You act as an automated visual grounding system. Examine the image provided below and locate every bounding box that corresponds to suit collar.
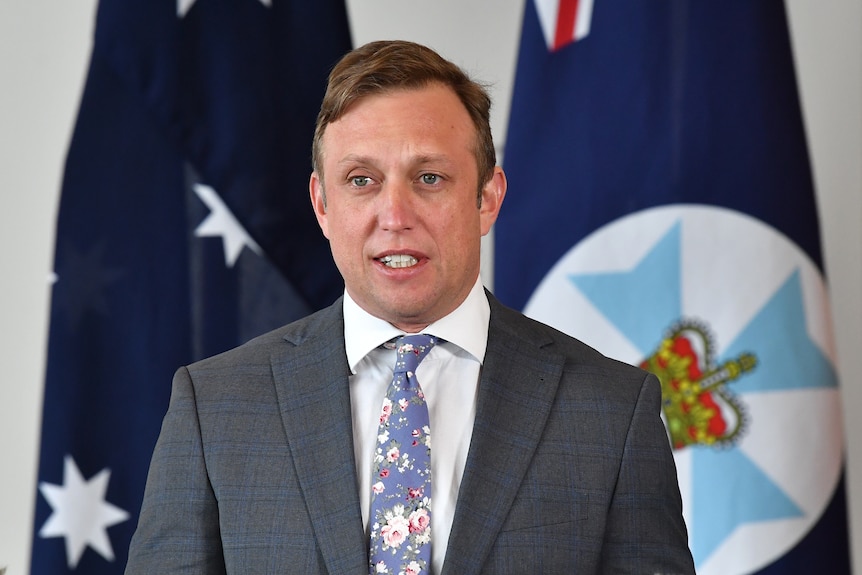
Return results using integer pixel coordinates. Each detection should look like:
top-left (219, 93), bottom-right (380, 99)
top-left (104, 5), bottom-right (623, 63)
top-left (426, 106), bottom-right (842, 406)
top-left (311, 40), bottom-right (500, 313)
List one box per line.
top-left (272, 295), bottom-right (567, 575)
top-left (272, 299), bottom-right (369, 573)
top-left (442, 294), bottom-right (565, 575)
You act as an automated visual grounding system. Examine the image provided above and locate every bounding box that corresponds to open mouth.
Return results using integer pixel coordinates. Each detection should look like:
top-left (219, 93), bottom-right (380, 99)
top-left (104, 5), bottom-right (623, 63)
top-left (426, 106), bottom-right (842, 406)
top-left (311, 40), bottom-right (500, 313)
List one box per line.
top-left (377, 254), bottom-right (419, 268)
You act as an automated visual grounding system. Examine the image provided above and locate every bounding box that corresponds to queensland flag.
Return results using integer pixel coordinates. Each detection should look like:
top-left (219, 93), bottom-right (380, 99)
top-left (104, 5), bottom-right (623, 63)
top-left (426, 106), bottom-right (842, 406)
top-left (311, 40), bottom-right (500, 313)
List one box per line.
top-left (30, 0), bottom-right (350, 572)
top-left (496, 1), bottom-right (848, 573)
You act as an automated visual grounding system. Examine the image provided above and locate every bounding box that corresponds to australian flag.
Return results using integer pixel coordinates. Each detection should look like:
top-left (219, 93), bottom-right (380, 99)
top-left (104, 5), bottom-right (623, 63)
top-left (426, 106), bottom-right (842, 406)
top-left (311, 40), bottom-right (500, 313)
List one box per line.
top-left (31, 0), bottom-right (350, 572)
top-left (496, 1), bottom-right (849, 573)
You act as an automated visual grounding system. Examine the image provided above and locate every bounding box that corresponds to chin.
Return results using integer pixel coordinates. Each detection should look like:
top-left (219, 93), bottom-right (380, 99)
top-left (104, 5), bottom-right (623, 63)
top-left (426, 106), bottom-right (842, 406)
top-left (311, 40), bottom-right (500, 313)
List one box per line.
top-left (377, 302), bottom-right (434, 328)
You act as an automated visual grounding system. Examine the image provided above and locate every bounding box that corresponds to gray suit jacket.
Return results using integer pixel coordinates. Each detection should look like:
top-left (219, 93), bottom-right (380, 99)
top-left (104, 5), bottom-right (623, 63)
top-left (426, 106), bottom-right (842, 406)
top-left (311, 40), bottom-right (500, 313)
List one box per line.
top-left (126, 293), bottom-right (695, 574)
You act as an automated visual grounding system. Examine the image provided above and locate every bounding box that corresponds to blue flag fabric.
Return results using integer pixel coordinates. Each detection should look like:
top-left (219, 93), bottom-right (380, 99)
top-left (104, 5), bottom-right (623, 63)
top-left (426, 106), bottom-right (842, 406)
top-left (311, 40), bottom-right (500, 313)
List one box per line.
top-left (31, 1), bottom-right (350, 572)
top-left (496, 1), bottom-right (849, 573)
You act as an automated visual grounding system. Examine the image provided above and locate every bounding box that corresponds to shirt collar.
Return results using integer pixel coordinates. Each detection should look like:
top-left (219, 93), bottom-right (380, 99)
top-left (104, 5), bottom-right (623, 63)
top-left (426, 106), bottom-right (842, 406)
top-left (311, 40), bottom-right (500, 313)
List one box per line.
top-left (343, 276), bottom-right (490, 374)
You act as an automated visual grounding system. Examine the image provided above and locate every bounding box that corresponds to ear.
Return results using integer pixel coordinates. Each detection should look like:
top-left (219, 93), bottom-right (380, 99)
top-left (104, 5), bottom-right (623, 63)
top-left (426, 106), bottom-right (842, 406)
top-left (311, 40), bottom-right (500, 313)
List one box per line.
top-left (309, 171), bottom-right (330, 239)
top-left (479, 166), bottom-right (507, 236)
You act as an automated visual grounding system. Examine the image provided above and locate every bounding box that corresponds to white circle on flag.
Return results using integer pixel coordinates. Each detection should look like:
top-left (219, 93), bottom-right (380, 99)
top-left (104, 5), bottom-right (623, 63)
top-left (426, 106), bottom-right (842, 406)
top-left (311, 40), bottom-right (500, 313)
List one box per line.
top-left (523, 204), bottom-right (843, 574)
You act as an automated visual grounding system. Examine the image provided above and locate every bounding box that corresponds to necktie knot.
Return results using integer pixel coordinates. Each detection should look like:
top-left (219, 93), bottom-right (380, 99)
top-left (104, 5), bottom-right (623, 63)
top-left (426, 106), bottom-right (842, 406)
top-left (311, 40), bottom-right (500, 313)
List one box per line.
top-left (393, 334), bottom-right (437, 375)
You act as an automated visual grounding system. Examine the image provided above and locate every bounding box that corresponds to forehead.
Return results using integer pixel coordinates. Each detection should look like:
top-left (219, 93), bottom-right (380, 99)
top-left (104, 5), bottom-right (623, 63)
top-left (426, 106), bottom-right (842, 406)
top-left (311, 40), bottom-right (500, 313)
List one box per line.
top-left (321, 84), bottom-right (476, 156)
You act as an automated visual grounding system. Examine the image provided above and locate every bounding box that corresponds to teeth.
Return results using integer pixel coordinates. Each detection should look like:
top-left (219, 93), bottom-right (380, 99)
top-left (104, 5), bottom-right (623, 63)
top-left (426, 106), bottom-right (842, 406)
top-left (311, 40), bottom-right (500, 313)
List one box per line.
top-left (379, 254), bottom-right (418, 268)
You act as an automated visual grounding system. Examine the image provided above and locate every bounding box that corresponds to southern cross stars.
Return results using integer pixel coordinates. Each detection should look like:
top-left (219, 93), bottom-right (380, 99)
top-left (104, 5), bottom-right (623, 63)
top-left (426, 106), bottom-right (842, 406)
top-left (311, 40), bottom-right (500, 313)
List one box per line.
top-left (193, 183), bottom-right (262, 267)
top-left (38, 455), bottom-right (129, 569)
top-left (178, 0), bottom-right (271, 18)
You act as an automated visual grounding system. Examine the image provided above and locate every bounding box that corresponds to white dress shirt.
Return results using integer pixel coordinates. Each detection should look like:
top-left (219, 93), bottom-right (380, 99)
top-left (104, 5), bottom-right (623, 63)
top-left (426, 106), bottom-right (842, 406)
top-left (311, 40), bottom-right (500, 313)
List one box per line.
top-left (343, 277), bottom-right (489, 575)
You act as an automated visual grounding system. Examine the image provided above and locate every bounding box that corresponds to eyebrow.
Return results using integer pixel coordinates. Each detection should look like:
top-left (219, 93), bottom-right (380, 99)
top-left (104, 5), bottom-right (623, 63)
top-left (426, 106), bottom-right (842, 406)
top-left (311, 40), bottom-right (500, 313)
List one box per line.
top-left (336, 153), bottom-right (457, 170)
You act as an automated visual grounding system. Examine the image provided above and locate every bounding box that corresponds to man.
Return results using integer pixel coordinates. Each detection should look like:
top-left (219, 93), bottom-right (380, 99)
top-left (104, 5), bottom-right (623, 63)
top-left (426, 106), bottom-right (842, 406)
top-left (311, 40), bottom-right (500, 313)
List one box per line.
top-left (126, 40), bottom-right (695, 574)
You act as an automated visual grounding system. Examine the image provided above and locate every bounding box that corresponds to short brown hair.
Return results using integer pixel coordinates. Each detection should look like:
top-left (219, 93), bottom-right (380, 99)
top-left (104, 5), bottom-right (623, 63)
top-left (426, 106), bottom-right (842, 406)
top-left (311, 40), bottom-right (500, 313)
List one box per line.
top-left (312, 40), bottom-right (496, 197)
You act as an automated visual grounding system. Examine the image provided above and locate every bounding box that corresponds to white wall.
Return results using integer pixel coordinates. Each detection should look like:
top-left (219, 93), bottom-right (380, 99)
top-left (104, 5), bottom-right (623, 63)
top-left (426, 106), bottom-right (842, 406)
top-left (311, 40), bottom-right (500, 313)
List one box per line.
top-left (1, 1), bottom-right (859, 573)
top-left (786, 1), bottom-right (862, 570)
top-left (0, 1), bottom-right (99, 573)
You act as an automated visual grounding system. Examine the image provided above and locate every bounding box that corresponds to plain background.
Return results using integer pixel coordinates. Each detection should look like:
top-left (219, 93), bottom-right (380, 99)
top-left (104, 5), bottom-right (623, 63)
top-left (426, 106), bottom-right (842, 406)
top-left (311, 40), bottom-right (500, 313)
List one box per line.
top-left (1, 1), bottom-right (860, 573)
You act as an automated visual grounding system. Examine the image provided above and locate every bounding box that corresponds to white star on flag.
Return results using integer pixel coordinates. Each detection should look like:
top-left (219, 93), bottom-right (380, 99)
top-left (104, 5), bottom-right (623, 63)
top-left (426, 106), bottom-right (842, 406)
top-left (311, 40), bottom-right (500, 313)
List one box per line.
top-left (178, 0), bottom-right (271, 18)
top-left (193, 183), bottom-right (263, 267)
top-left (38, 455), bottom-right (130, 569)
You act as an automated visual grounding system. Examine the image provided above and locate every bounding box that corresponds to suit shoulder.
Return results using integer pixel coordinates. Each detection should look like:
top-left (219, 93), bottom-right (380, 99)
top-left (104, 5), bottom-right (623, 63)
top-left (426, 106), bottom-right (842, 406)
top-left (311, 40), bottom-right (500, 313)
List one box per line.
top-left (187, 299), bottom-right (343, 373)
top-left (489, 293), bottom-right (650, 383)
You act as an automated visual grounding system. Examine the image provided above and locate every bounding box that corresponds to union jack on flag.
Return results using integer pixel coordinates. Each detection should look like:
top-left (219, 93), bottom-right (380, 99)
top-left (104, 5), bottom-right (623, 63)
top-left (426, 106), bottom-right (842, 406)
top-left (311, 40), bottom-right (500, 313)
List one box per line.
top-left (535, 0), bottom-right (595, 51)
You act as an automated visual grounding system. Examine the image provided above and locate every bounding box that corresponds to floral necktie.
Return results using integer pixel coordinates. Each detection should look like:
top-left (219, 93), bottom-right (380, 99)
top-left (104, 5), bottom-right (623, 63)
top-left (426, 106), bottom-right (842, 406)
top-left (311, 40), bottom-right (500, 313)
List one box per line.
top-left (368, 334), bottom-right (436, 575)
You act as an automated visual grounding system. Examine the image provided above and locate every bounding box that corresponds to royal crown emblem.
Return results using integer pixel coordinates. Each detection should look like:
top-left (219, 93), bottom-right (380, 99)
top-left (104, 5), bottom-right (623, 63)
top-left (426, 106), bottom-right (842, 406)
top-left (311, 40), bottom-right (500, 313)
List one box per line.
top-left (640, 321), bottom-right (757, 450)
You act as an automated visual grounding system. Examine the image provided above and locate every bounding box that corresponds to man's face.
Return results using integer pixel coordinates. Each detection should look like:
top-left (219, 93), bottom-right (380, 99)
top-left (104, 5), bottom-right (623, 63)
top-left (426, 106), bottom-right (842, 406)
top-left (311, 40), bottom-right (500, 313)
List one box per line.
top-left (310, 83), bottom-right (506, 332)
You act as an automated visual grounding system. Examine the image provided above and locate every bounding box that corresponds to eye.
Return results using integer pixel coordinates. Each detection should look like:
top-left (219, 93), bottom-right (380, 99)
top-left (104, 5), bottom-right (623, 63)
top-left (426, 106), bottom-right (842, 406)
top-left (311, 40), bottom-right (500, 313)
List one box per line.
top-left (420, 173), bottom-right (439, 185)
top-left (351, 176), bottom-right (371, 187)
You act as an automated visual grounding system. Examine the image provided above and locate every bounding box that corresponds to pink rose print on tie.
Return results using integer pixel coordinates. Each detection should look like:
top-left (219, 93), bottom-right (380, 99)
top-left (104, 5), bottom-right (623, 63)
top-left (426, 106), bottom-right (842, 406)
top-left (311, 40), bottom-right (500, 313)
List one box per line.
top-left (386, 446), bottom-right (400, 463)
top-left (381, 514), bottom-right (410, 549)
top-left (369, 334), bottom-right (437, 575)
top-left (409, 508), bottom-right (429, 533)
top-left (380, 398), bottom-right (392, 424)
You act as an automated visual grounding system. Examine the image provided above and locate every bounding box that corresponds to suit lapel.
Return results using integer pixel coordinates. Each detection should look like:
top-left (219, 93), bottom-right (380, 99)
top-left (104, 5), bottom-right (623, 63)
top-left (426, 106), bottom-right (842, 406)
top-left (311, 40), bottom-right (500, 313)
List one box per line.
top-left (271, 302), bottom-right (368, 574)
top-left (442, 297), bottom-right (564, 575)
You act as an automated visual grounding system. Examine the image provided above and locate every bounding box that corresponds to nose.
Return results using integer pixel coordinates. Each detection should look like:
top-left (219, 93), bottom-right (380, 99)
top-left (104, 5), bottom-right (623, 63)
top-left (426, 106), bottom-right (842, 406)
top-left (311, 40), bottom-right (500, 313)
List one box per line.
top-left (377, 181), bottom-right (415, 232)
